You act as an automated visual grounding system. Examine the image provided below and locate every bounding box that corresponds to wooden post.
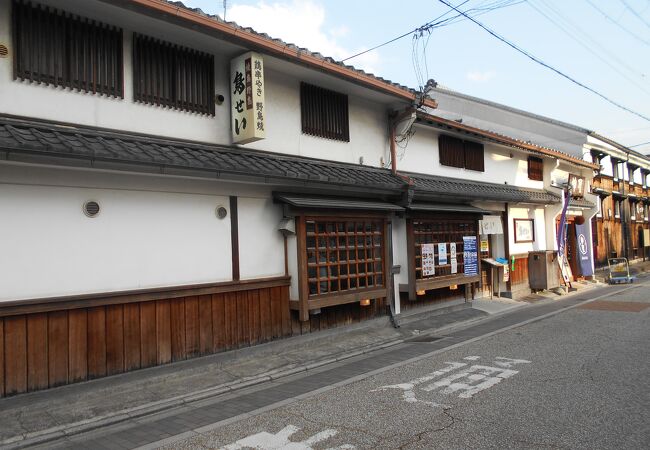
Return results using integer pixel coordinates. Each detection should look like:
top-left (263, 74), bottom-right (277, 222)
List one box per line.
top-left (295, 216), bottom-right (310, 322)
top-left (405, 218), bottom-right (416, 301)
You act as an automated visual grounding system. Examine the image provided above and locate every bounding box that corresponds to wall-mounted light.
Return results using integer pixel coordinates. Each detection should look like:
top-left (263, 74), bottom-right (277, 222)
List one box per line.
top-left (360, 299), bottom-right (371, 306)
top-left (278, 217), bottom-right (295, 236)
top-left (416, 289), bottom-right (426, 296)
top-left (449, 284), bottom-right (458, 290)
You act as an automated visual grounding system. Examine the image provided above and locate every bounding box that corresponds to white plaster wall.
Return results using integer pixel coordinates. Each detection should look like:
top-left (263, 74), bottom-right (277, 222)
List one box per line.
top-left (238, 197), bottom-right (285, 280)
top-left (0, 183), bottom-right (232, 301)
top-left (401, 126), bottom-right (544, 188)
top-left (508, 206), bottom-right (548, 255)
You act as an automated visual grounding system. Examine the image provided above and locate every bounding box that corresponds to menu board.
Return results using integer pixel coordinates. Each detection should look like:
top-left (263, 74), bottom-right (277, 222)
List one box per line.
top-left (421, 243), bottom-right (435, 276)
top-left (463, 236), bottom-right (478, 276)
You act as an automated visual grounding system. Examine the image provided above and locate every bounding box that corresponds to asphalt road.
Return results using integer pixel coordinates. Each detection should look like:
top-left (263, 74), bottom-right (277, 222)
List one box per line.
top-left (160, 279), bottom-right (650, 450)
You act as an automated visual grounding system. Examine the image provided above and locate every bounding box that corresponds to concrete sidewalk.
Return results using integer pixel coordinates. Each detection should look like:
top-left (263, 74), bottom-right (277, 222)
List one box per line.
top-left (0, 284), bottom-right (603, 449)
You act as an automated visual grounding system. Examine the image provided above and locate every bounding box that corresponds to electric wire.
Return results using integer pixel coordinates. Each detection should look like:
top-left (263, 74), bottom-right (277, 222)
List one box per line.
top-left (526, 0), bottom-right (650, 96)
top-left (436, 0), bottom-right (650, 122)
top-left (619, 0), bottom-right (650, 29)
top-left (584, 0), bottom-right (650, 47)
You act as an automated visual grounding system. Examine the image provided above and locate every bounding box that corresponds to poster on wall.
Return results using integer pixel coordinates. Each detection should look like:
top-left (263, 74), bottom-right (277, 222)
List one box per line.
top-left (574, 222), bottom-right (594, 276)
top-left (463, 236), bottom-right (478, 276)
top-left (503, 264), bottom-right (509, 282)
top-left (438, 243), bottom-right (448, 265)
top-left (230, 52), bottom-right (265, 144)
top-left (450, 258), bottom-right (458, 274)
top-left (421, 243), bottom-right (435, 276)
top-left (480, 239), bottom-right (489, 253)
top-left (479, 216), bottom-right (503, 235)
top-left (450, 242), bottom-right (457, 259)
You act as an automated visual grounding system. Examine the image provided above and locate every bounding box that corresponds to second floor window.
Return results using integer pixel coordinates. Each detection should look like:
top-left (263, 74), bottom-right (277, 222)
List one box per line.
top-left (438, 135), bottom-right (485, 172)
top-left (300, 83), bottom-right (350, 142)
top-left (528, 156), bottom-right (544, 181)
top-left (133, 34), bottom-right (215, 115)
top-left (12, 0), bottom-right (123, 97)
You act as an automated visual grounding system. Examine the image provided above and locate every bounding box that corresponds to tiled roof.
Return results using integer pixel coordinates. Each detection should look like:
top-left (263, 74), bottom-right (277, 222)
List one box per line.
top-left (0, 116), bottom-right (404, 191)
top-left (408, 173), bottom-right (561, 204)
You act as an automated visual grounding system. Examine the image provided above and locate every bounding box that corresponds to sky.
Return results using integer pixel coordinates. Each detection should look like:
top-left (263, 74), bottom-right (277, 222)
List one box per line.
top-left (183, 0), bottom-right (650, 154)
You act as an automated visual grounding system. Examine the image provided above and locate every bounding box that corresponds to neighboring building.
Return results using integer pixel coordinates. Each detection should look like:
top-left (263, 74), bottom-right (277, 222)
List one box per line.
top-left (0, 0), bottom-right (600, 397)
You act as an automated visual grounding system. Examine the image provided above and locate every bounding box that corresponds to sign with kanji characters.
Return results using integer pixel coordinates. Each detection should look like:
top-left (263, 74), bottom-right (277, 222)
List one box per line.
top-left (421, 243), bottom-right (435, 277)
top-left (230, 52), bottom-right (265, 144)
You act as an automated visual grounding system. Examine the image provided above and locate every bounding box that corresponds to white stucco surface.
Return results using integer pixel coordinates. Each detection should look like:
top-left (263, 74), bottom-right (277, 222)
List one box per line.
top-left (508, 206), bottom-right (548, 255)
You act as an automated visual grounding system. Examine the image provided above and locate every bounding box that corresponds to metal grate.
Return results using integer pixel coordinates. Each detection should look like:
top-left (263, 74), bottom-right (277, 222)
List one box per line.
top-left (132, 33), bottom-right (215, 116)
top-left (12, 0), bottom-right (123, 97)
top-left (0, 44), bottom-right (8, 58)
top-left (83, 200), bottom-right (100, 217)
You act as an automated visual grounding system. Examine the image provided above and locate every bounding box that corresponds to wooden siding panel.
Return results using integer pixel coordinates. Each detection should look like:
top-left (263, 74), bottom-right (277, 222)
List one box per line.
top-left (211, 293), bottom-right (225, 352)
top-left (237, 291), bottom-right (249, 346)
top-left (87, 307), bottom-right (107, 379)
top-left (4, 316), bottom-right (27, 395)
top-left (156, 300), bottom-right (172, 365)
top-left (27, 314), bottom-right (48, 392)
top-left (0, 320), bottom-right (3, 397)
top-left (48, 311), bottom-right (68, 387)
top-left (123, 303), bottom-right (141, 371)
top-left (170, 298), bottom-right (186, 361)
top-left (140, 302), bottom-right (157, 368)
top-left (248, 290), bottom-right (260, 344)
top-left (184, 296), bottom-right (199, 358)
top-left (198, 295), bottom-right (213, 355)
top-left (259, 288), bottom-right (272, 342)
top-left (105, 305), bottom-right (124, 375)
top-left (68, 309), bottom-right (88, 383)
top-left (270, 286), bottom-right (282, 339)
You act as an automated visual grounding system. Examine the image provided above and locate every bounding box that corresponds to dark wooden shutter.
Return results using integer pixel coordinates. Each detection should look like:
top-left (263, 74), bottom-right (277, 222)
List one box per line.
top-left (12, 0), bottom-right (123, 98)
top-left (132, 34), bottom-right (214, 116)
top-left (463, 140), bottom-right (484, 172)
top-left (438, 135), bottom-right (465, 168)
top-left (527, 156), bottom-right (544, 181)
top-left (300, 83), bottom-right (349, 142)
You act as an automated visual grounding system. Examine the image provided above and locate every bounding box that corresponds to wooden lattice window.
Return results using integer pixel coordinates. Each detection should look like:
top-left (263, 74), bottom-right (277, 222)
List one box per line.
top-left (438, 135), bottom-right (484, 172)
top-left (133, 33), bottom-right (215, 115)
top-left (305, 218), bottom-right (384, 296)
top-left (413, 218), bottom-right (476, 279)
top-left (528, 156), bottom-right (544, 181)
top-left (12, 0), bottom-right (123, 97)
top-left (300, 83), bottom-right (350, 142)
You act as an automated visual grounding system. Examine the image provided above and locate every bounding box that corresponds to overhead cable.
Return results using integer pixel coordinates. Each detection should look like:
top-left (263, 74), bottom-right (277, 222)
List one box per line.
top-left (436, 0), bottom-right (650, 123)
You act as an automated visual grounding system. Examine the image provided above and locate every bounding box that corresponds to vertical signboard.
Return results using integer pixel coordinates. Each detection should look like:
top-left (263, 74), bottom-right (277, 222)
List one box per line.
top-left (450, 242), bottom-right (457, 274)
top-left (231, 52), bottom-right (265, 144)
top-left (438, 243), bottom-right (448, 265)
top-left (463, 236), bottom-right (478, 276)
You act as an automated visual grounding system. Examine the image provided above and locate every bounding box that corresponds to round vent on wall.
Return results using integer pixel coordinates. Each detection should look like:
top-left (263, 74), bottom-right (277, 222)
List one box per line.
top-left (215, 206), bottom-right (228, 219)
top-left (0, 44), bottom-right (8, 58)
top-left (83, 201), bottom-right (100, 218)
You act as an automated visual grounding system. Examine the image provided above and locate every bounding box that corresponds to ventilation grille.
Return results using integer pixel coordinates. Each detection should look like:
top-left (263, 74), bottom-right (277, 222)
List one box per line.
top-left (83, 201), bottom-right (100, 217)
top-left (0, 44), bottom-right (8, 58)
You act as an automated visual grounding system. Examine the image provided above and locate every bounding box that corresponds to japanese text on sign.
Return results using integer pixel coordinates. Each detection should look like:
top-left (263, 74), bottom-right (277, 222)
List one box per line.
top-left (463, 236), bottom-right (478, 276)
top-left (231, 52), bottom-right (265, 144)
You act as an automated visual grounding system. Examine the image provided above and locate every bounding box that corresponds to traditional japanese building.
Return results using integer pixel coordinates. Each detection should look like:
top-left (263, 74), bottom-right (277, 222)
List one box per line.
top-left (0, 0), bottom-right (605, 397)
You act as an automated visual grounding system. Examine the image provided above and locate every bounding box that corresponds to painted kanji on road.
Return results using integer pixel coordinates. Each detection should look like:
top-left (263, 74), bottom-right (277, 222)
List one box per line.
top-left (220, 424), bottom-right (354, 449)
top-left (372, 356), bottom-right (531, 408)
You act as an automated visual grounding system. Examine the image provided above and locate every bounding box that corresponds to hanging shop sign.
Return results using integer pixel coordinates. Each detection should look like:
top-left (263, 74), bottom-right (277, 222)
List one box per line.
top-left (438, 243), bottom-right (448, 265)
top-left (231, 52), bottom-right (265, 144)
top-left (575, 222), bottom-right (594, 276)
top-left (463, 236), bottom-right (478, 276)
top-left (422, 243), bottom-right (435, 276)
top-left (568, 174), bottom-right (586, 198)
top-left (479, 216), bottom-right (503, 235)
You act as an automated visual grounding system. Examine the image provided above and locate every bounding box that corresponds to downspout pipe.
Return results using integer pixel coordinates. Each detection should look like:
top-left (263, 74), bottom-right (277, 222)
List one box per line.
top-left (389, 108), bottom-right (417, 175)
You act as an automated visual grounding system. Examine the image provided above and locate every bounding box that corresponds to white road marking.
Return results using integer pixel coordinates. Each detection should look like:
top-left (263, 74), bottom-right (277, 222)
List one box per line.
top-left (219, 424), bottom-right (354, 450)
top-left (372, 356), bottom-right (531, 406)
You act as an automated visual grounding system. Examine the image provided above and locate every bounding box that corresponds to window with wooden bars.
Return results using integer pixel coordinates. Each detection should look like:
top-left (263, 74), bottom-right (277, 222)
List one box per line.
top-left (412, 218), bottom-right (477, 279)
top-left (438, 135), bottom-right (484, 172)
top-left (12, 0), bottom-right (123, 97)
top-left (132, 33), bottom-right (215, 115)
top-left (528, 156), bottom-right (544, 181)
top-left (300, 83), bottom-right (350, 142)
top-left (304, 218), bottom-right (384, 296)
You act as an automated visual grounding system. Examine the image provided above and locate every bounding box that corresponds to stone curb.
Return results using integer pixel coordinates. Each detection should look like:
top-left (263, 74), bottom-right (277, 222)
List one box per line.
top-left (0, 280), bottom-right (614, 449)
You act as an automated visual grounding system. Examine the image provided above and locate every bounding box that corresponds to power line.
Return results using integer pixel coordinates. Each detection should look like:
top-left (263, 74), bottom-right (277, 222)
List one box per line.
top-left (630, 140), bottom-right (650, 148)
top-left (585, 0), bottom-right (650, 47)
top-left (619, 0), bottom-right (650, 29)
top-left (436, 0), bottom-right (650, 123)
